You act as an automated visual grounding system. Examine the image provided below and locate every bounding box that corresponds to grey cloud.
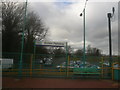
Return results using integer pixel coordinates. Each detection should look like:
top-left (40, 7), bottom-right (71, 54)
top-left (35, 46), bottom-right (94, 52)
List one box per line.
top-left (30, 2), bottom-right (118, 55)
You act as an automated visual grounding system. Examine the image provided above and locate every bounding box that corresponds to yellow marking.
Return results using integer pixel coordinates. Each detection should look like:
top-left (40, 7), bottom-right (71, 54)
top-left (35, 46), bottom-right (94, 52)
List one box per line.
top-left (113, 68), bottom-right (120, 69)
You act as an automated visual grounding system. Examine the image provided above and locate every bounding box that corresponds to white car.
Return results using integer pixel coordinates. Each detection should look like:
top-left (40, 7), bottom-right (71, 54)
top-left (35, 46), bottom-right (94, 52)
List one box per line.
top-left (0, 58), bottom-right (13, 69)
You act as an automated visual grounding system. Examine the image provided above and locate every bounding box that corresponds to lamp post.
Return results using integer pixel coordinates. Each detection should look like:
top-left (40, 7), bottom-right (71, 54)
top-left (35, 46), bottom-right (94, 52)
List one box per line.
top-left (80, 0), bottom-right (88, 67)
top-left (107, 7), bottom-right (115, 68)
top-left (19, 0), bottom-right (27, 77)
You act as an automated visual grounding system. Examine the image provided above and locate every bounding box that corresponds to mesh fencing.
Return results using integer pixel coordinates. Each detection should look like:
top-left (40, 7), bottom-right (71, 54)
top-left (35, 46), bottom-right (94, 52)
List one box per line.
top-left (1, 52), bottom-right (119, 79)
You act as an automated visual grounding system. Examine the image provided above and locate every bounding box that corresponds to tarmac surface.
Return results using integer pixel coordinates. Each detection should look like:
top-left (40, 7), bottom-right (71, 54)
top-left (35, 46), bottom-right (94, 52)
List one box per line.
top-left (2, 77), bottom-right (120, 88)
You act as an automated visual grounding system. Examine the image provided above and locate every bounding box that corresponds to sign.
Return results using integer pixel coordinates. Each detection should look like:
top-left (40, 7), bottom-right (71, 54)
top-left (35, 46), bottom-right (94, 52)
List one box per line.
top-left (36, 41), bottom-right (66, 47)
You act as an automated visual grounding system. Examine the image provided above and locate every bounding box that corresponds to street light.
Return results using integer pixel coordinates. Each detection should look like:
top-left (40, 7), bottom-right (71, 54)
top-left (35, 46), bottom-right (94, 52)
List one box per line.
top-left (19, 0), bottom-right (28, 77)
top-left (80, 0), bottom-right (88, 67)
top-left (107, 7), bottom-right (115, 67)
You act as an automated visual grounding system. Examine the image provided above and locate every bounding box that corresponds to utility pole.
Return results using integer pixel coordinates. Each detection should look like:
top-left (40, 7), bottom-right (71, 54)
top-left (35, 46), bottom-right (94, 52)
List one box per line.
top-left (107, 7), bottom-right (115, 68)
top-left (19, 0), bottom-right (27, 77)
top-left (80, 0), bottom-right (88, 67)
top-left (83, 8), bottom-right (86, 66)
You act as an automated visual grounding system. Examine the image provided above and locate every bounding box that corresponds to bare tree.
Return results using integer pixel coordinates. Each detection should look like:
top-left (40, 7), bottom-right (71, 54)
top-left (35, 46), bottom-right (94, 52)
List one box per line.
top-left (2, 2), bottom-right (24, 52)
top-left (74, 49), bottom-right (83, 57)
top-left (25, 12), bottom-right (48, 41)
top-left (86, 45), bottom-right (101, 56)
top-left (2, 2), bottom-right (48, 53)
top-left (2, 2), bottom-right (48, 64)
top-left (24, 11), bottom-right (48, 53)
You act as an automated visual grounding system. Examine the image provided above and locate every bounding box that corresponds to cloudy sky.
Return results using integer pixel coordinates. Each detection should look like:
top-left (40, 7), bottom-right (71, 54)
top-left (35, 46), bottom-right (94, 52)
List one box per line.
top-left (16, 0), bottom-right (119, 55)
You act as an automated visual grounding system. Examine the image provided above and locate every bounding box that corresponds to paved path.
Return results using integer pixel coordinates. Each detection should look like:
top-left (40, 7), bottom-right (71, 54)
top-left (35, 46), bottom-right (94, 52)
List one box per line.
top-left (2, 77), bottom-right (120, 88)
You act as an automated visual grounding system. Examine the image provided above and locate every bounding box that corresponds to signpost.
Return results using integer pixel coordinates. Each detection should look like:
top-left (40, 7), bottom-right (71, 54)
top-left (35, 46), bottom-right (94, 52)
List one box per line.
top-left (34, 40), bottom-right (68, 77)
top-left (35, 41), bottom-right (66, 47)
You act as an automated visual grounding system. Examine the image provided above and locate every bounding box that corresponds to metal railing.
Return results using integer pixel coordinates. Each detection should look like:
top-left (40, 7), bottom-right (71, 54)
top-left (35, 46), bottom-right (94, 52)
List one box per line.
top-left (1, 52), bottom-right (119, 79)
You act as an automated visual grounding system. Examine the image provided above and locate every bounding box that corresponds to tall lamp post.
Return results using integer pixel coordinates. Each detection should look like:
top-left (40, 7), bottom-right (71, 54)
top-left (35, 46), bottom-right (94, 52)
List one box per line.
top-left (107, 7), bottom-right (115, 68)
top-left (80, 0), bottom-right (88, 66)
top-left (19, 0), bottom-right (28, 77)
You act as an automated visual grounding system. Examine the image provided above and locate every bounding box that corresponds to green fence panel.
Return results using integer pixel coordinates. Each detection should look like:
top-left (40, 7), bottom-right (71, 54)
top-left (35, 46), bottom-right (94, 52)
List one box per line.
top-left (73, 68), bottom-right (100, 74)
top-left (114, 69), bottom-right (120, 80)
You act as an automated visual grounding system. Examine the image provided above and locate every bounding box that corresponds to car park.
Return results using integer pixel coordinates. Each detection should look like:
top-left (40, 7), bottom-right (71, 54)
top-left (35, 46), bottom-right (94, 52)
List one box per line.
top-left (43, 57), bottom-right (53, 66)
top-left (56, 60), bottom-right (100, 70)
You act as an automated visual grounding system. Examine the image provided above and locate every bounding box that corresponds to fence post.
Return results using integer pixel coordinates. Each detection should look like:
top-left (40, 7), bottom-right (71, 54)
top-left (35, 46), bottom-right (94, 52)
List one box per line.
top-left (101, 57), bottom-right (104, 79)
top-left (112, 63), bottom-right (114, 80)
top-left (65, 42), bottom-right (68, 78)
top-left (67, 55), bottom-right (70, 77)
top-left (30, 54), bottom-right (33, 77)
top-left (33, 40), bottom-right (36, 76)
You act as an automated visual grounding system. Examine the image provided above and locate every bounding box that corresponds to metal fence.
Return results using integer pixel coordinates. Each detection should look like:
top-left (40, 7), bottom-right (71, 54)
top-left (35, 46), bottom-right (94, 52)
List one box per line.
top-left (1, 52), bottom-right (119, 79)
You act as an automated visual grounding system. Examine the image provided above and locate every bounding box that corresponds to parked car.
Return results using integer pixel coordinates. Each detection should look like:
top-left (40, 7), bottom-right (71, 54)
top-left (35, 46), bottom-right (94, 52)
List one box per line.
top-left (103, 62), bottom-right (109, 66)
top-left (0, 58), bottom-right (13, 69)
top-left (90, 65), bottom-right (100, 69)
top-left (44, 57), bottom-right (53, 66)
top-left (56, 60), bottom-right (82, 69)
top-left (114, 64), bottom-right (120, 68)
top-left (56, 60), bottom-right (100, 69)
top-left (45, 59), bottom-right (53, 66)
